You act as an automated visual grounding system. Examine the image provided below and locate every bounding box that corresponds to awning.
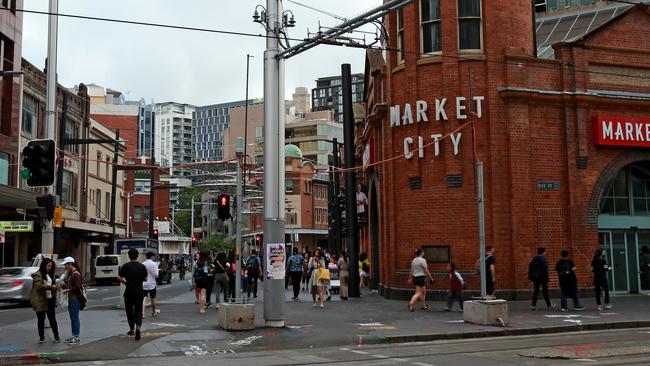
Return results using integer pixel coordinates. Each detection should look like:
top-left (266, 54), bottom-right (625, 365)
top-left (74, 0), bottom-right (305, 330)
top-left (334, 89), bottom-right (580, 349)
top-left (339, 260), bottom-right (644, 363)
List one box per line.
top-left (0, 185), bottom-right (40, 209)
top-left (242, 228), bottom-right (328, 238)
top-left (64, 219), bottom-right (126, 236)
top-left (158, 237), bottom-right (191, 255)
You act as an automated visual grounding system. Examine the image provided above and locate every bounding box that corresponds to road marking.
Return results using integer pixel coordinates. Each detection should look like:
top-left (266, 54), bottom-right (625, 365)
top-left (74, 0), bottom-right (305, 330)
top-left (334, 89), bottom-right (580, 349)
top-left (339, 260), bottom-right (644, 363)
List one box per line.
top-left (413, 362), bottom-right (435, 366)
top-left (350, 350), bottom-right (369, 355)
top-left (574, 359), bottom-right (597, 362)
top-left (372, 354), bottom-right (389, 359)
top-left (339, 347), bottom-right (351, 351)
top-left (101, 296), bottom-right (121, 300)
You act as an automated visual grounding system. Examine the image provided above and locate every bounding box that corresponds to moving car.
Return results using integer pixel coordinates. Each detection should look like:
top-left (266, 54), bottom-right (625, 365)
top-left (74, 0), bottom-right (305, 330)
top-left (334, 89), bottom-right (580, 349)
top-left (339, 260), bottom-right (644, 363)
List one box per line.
top-left (156, 261), bottom-right (172, 285)
top-left (94, 255), bottom-right (122, 285)
top-left (0, 267), bottom-right (38, 304)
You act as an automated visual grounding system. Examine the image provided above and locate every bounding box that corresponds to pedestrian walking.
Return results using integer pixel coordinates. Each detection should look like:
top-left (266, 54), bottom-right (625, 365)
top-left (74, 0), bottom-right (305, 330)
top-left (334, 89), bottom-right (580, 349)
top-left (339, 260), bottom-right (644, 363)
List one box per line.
top-left (193, 250), bottom-right (212, 314)
top-left (204, 254), bottom-right (216, 308)
top-left (213, 252), bottom-right (229, 309)
top-left (359, 252), bottom-right (370, 289)
top-left (640, 246), bottom-right (650, 294)
top-left (142, 252), bottom-right (160, 318)
top-left (529, 247), bottom-right (554, 310)
top-left (31, 258), bottom-right (61, 344)
top-left (178, 258), bottom-right (186, 281)
top-left (555, 250), bottom-right (585, 312)
top-left (301, 252), bottom-right (310, 292)
top-left (324, 260), bottom-right (336, 301)
top-left (61, 257), bottom-right (85, 344)
top-left (407, 248), bottom-right (434, 312)
top-left (117, 249), bottom-right (148, 341)
top-left (192, 253), bottom-right (200, 304)
top-left (309, 248), bottom-right (327, 308)
top-left (245, 249), bottom-right (261, 299)
top-left (485, 246), bottom-right (496, 299)
top-left (227, 249), bottom-right (236, 301)
top-left (591, 248), bottom-right (612, 311)
top-left (445, 262), bottom-right (464, 312)
top-left (337, 250), bottom-right (350, 300)
top-left (287, 247), bottom-right (304, 300)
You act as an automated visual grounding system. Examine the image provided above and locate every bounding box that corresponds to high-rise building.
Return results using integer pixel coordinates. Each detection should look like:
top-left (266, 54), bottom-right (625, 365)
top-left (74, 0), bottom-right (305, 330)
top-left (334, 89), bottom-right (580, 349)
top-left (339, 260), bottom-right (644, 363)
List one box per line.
top-left (311, 74), bottom-right (364, 123)
top-left (155, 102), bottom-right (195, 175)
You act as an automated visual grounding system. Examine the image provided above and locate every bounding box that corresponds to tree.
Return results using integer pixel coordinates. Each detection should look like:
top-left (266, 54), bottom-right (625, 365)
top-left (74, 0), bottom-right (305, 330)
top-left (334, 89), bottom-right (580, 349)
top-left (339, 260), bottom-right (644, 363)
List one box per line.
top-left (202, 234), bottom-right (232, 253)
top-left (175, 187), bottom-right (206, 236)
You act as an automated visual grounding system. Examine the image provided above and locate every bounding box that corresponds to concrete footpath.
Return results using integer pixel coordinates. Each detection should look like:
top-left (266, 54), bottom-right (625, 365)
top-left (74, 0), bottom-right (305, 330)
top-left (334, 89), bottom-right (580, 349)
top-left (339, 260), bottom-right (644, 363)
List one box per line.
top-left (1, 284), bottom-right (649, 365)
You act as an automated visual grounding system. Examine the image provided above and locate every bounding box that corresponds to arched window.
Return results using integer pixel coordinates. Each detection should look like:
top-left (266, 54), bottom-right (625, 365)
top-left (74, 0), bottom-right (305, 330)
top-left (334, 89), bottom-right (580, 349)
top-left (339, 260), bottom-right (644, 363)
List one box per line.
top-left (600, 163), bottom-right (650, 216)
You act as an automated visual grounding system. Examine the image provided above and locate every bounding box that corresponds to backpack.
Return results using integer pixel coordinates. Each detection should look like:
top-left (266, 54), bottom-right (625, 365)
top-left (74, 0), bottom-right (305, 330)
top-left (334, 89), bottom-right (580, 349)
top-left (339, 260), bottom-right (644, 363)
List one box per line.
top-left (557, 260), bottom-right (573, 281)
top-left (528, 259), bottom-right (542, 282)
top-left (246, 256), bottom-right (260, 272)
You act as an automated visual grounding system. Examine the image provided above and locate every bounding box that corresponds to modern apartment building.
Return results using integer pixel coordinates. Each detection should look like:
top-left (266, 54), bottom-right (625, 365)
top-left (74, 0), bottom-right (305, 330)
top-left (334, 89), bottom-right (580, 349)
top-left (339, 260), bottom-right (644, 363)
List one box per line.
top-left (311, 74), bottom-right (364, 123)
top-left (285, 110), bottom-right (344, 169)
top-left (155, 102), bottom-right (195, 175)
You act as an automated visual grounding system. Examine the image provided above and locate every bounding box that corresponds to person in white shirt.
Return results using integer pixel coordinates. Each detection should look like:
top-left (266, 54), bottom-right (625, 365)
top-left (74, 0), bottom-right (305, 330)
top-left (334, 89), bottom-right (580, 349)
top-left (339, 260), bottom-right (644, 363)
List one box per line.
top-left (142, 252), bottom-right (160, 317)
top-left (356, 184), bottom-right (368, 215)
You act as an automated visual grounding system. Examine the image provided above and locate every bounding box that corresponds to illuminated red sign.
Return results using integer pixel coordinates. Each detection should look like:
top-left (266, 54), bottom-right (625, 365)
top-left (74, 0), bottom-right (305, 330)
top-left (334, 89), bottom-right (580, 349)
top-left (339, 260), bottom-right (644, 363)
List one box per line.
top-left (593, 116), bottom-right (650, 148)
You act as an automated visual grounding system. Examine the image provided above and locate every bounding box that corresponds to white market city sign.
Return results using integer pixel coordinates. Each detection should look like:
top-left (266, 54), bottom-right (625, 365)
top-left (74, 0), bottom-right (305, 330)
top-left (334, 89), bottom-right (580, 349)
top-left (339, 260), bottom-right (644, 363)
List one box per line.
top-left (390, 96), bottom-right (485, 160)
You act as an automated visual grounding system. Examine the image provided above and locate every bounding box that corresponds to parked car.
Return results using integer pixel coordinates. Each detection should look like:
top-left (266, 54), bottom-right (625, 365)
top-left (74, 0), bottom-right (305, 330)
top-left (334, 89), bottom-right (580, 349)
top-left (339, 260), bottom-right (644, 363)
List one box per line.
top-left (156, 262), bottom-right (172, 285)
top-left (0, 267), bottom-right (38, 304)
top-left (94, 255), bottom-right (122, 285)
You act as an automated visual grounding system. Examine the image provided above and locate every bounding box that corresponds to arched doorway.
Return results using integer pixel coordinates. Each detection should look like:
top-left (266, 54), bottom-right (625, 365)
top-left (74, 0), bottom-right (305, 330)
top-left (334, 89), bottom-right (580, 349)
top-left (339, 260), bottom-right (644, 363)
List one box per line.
top-left (598, 161), bottom-right (650, 294)
top-left (370, 181), bottom-right (380, 290)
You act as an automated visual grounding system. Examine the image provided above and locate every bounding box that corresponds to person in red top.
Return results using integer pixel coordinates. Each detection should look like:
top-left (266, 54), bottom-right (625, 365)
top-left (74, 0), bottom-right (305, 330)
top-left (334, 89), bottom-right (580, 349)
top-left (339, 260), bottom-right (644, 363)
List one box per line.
top-left (445, 262), bottom-right (464, 312)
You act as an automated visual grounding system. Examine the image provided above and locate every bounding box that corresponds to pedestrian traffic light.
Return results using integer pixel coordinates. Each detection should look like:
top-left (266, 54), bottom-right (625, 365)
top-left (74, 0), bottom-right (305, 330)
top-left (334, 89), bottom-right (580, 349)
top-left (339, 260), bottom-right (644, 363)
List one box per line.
top-left (192, 236), bottom-right (198, 244)
top-left (255, 235), bottom-right (261, 247)
top-left (217, 194), bottom-right (231, 220)
top-left (36, 194), bottom-right (55, 220)
top-left (152, 228), bottom-right (159, 239)
top-left (22, 139), bottom-right (56, 187)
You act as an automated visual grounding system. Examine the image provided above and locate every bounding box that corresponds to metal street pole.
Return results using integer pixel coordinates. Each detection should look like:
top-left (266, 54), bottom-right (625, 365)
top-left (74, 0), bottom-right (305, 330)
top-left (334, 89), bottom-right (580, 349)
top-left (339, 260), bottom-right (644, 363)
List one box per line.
top-left (477, 161), bottom-right (487, 299)
top-left (243, 54), bottom-right (253, 197)
top-left (262, 0), bottom-right (286, 327)
top-left (342, 64), bottom-right (360, 297)
top-left (126, 193), bottom-right (131, 239)
top-left (42, 0), bottom-right (59, 254)
top-left (191, 198), bottom-right (195, 239)
top-left (235, 154), bottom-right (243, 300)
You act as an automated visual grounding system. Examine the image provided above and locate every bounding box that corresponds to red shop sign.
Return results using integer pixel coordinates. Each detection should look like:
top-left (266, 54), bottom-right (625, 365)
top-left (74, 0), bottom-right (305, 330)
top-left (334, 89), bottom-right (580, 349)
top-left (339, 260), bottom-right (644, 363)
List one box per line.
top-left (593, 116), bottom-right (650, 148)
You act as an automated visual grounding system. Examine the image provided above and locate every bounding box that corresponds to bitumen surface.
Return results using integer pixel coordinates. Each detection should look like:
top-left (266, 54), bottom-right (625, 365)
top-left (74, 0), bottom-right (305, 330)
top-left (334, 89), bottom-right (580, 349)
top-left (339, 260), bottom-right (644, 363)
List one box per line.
top-left (1, 280), bottom-right (650, 365)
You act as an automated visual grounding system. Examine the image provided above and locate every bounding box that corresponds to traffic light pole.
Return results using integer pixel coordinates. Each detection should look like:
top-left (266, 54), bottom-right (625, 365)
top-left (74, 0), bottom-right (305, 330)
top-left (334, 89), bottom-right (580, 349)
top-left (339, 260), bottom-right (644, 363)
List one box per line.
top-left (53, 93), bottom-right (67, 252)
top-left (235, 155), bottom-right (243, 300)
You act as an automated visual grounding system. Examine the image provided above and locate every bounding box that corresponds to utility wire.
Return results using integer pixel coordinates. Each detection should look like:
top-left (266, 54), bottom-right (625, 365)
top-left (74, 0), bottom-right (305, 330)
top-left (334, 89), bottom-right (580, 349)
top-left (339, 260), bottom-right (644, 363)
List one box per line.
top-left (285, 0), bottom-right (348, 21)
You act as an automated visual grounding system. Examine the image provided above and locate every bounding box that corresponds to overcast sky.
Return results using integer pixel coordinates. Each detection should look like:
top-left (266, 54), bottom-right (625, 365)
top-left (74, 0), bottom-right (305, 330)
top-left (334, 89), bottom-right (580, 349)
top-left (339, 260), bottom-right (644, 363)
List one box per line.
top-left (22, 0), bottom-right (382, 106)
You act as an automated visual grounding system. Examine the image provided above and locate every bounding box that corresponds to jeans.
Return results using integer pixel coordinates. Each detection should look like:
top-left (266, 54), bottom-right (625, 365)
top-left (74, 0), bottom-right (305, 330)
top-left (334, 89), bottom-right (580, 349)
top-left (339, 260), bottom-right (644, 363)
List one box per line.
top-left (532, 280), bottom-right (551, 307)
top-left (36, 299), bottom-right (59, 340)
top-left (124, 295), bottom-right (144, 330)
top-left (447, 291), bottom-right (464, 310)
top-left (213, 273), bottom-right (228, 304)
top-left (595, 280), bottom-right (610, 306)
top-left (247, 271), bottom-right (259, 297)
top-left (560, 283), bottom-right (581, 310)
top-left (289, 272), bottom-right (302, 298)
top-left (205, 278), bottom-right (214, 303)
top-left (68, 298), bottom-right (81, 337)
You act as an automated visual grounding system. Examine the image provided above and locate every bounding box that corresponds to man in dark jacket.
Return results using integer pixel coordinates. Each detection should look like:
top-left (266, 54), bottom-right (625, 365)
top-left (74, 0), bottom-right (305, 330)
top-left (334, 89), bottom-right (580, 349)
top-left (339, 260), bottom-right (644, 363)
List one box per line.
top-left (555, 250), bottom-right (585, 312)
top-left (529, 247), bottom-right (554, 310)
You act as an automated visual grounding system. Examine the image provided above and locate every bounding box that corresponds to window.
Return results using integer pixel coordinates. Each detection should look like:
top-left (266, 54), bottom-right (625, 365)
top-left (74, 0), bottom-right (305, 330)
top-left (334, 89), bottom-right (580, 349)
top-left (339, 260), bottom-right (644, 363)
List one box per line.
top-left (421, 0), bottom-right (442, 54)
top-left (285, 179), bottom-right (294, 192)
top-left (135, 180), bottom-right (150, 193)
top-left (0, 151), bottom-right (9, 185)
top-left (601, 164), bottom-right (650, 216)
top-left (458, 0), bottom-right (482, 50)
top-left (22, 94), bottom-right (37, 136)
top-left (396, 8), bottom-right (405, 63)
top-left (95, 189), bottom-right (102, 217)
top-left (255, 126), bottom-right (263, 138)
top-left (144, 206), bottom-right (151, 222)
top-left (534, 0), bottom-right (547, 12)
top-left (62, 171), bottom-right (74, 205)
top-left (422, 246), bottom-right (451, 263)
top-left (105, 192), bottom-right (110, 219)
top-left (64, 122), bottom-right (79, 154)
top-left (105, 157), bottom-right (111, 179)
top-left (134, 206), bottom-right (143, 222)
top-left (96, 152), bottom-right (101, 176)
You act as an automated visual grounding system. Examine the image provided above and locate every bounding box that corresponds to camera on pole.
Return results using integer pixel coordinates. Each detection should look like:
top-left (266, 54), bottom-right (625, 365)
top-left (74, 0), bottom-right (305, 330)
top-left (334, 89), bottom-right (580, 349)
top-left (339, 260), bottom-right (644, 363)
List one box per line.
top-left (217, 194), bottom-right (231, 220)
top-left (22, 139), bottom-right (56, 187)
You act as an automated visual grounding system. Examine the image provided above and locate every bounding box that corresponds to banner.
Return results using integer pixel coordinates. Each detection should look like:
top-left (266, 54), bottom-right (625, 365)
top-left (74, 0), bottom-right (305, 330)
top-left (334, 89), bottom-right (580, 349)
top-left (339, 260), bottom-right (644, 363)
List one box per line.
top-left (0, 221), bottom-right (33, 232)
top-left (266, 243), bottom-right (286, 280)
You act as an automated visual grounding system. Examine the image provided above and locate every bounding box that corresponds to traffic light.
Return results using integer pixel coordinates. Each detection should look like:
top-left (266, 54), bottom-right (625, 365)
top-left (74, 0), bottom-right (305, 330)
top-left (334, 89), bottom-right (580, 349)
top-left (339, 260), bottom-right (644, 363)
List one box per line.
top-left (36, 194), bottom-right (55, 220)
top-left (217, 194), bottom-right (231, 220)
top-left (22, 139), bottom-right (56, 187)
top-left (255, 235), bottom-right (261, 247)
top-left (152, 228), bottom-right (159, 239)
top-left (191, 236), bottom-right (198, 245)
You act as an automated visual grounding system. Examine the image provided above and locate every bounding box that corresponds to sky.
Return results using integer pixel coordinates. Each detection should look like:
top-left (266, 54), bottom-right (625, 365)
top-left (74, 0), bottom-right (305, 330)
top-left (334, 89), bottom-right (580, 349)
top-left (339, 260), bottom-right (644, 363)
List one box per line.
top-left (22, 0), bottom-right (383, 106)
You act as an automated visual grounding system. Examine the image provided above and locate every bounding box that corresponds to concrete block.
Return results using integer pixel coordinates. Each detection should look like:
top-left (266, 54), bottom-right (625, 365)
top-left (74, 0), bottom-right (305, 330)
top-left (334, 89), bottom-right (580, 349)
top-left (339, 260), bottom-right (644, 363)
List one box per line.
top-left (463, 299), bottom-right (509, 326)
top-left (219, 303), bottom-right (256, 331)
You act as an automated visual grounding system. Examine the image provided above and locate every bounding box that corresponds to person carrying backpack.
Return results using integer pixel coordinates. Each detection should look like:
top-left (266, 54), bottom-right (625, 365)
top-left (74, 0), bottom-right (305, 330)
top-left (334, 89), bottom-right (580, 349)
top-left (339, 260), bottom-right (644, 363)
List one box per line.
top-left (287, 247), bottom-right (304, 300)
top-left (555, 250), bottom-right (584, 312)
top-left (529, 247), bottom-right (554, 310)
top-left (445, 262), bottom-right (464, 312)
top-left (246, 249), bottom-right (261, 299)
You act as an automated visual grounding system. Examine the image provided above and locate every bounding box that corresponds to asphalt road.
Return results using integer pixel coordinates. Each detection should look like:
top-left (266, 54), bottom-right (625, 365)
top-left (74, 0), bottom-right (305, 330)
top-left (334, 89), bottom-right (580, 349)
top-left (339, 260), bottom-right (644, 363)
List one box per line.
top-left (52, 327), bottom-right (650, 366)
top-left (0, 274), bottom-right (187, 326)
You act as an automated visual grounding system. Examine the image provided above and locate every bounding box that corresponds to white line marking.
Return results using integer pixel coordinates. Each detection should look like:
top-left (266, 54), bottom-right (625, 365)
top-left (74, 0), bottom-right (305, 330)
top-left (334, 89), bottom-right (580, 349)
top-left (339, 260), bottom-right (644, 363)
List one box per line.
top-left (390, 358), bottom-right (407, 362)
top-left (339, 347), bottom-right (351, 351)
top-left (574, 359), bottom-right (596, 362)
top-left (350, 350), bottom-right (369, 355)
top-left (413, 362), bottom-right (435, 366)
top-left (372, 354), bottom-right (389, 359)
top-left (102, 296), bottom-right (121, 300)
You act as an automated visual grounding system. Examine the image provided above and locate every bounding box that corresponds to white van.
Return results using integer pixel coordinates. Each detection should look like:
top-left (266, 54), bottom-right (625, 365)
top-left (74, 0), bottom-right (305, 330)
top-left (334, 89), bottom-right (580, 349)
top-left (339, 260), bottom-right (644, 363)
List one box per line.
top-left (94, 255), bottom-right (122, 285)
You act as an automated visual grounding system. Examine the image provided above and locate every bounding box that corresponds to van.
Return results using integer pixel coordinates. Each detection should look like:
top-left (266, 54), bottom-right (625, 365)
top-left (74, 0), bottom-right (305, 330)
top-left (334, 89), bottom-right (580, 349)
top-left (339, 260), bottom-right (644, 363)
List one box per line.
top-left (94, 255), bottom-right (122, 285)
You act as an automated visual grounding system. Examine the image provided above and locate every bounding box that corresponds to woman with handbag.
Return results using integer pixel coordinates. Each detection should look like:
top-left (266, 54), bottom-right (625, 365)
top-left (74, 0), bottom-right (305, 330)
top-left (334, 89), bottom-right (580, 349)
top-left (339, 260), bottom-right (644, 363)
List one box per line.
top-left (309, 248), bottom-right (327, 308)
top-left (31, 258), bottom-right (61, 344)
top-left (193, 250), bottom-right (212, 314)
top-left (407, 248), bottom-right (434, 312)
top-left (213, 252), bottom-right (229, 308)
top-left (337, 250), bottom-right (350, 300)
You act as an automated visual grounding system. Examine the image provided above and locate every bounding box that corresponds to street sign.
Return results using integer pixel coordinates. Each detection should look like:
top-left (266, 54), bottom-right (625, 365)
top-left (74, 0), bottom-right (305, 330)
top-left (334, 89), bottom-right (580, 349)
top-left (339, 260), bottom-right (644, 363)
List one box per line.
top-left (0, 221), bottom-right (34, 232)
top-left (53, 206), bottom-right (63, 228)
top-left (536, 181), bottom-right (560, 191)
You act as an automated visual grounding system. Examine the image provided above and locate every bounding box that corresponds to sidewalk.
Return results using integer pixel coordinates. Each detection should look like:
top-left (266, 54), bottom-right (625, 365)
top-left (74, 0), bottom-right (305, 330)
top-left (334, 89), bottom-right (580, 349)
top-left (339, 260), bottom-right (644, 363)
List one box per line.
top-left (1, 284), bottom-right (649, 364)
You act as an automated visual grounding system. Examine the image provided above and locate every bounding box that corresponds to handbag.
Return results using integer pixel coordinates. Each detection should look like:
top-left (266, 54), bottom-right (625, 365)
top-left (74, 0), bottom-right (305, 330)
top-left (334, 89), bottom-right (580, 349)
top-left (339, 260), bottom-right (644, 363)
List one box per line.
top-left (216, 261), bottom-right (230, 284)
top-left (318, 268), bottom-right (331, 281)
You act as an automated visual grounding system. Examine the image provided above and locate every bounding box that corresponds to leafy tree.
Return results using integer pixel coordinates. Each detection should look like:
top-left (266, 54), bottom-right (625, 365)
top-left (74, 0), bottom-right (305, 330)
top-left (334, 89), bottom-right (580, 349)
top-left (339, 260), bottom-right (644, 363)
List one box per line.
top-left (202, 234), bottom-right (233, 253)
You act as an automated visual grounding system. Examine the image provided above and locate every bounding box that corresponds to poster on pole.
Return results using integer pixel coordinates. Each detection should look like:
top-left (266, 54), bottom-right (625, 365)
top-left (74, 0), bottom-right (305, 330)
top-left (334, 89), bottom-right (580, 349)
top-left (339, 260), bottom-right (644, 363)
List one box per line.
top-left (266, 243), bottom-right (285, 280)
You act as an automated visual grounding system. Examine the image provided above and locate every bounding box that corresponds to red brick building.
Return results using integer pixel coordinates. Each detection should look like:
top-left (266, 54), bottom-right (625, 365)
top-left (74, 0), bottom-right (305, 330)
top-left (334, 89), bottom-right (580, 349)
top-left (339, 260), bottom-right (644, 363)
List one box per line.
top-left (359, 1), bottom-right (650, 299)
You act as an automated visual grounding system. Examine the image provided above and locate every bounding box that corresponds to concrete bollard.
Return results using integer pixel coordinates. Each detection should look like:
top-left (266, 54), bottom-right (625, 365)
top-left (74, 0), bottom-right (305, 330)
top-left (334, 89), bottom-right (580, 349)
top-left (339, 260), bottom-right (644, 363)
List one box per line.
top-left (463, 299), bottom-right (509, 326)
top-left (219, 303), bottom-right (256, 331)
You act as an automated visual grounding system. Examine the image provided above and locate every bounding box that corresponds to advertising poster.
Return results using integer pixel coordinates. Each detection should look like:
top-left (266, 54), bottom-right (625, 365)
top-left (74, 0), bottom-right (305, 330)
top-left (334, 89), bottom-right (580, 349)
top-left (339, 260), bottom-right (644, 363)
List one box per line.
top-left (266, 243), bottom-right (286, 280)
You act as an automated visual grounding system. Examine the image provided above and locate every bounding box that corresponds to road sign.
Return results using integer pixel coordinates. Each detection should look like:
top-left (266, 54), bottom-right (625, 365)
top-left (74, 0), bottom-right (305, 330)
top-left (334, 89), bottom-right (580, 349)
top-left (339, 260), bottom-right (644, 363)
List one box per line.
top-left (53, 206), bottom-right (63, 228)
top-left (0, 221), bottom-right (34, 232)
top-left (536, 181), bottom-right (560, 191)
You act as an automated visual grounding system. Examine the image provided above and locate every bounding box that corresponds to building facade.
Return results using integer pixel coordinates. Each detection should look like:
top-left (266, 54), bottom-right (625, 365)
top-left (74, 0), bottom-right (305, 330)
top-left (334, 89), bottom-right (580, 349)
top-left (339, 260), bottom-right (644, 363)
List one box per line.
top-left (155, 102), bottom-right (195, 175)
top-left (286, 110), bottom-right (343, 169)
top-left (359, 1), bottom-right (650, 299)
top-left (534, 0), bottom-right (643, 13)
top-left (312, 74), bottom-right (364, 122)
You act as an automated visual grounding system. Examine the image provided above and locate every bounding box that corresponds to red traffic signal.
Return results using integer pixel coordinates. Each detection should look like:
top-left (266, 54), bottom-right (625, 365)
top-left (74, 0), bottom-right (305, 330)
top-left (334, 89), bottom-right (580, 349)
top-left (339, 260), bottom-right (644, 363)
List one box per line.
top-left (217, 194), bottom-right (231, 220)
top-left (255, 235), bottom-right (261, 245)
top-left (191, 236), bottom-right (198, 244)
top-left (152, 228), bottom-right (159, 239)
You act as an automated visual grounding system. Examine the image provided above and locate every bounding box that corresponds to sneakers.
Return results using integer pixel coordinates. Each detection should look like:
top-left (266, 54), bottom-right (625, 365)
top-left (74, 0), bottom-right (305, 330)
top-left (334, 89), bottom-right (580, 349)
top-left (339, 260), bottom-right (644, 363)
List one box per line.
top-left (604, 304), bottom-right (613, 310)
top-left (444, 308), bottom-right (452, 312)
top-left (53, 338), bottom-right (61, 344)
top-left (548, 303), bottom-right (557, 310)
top-left (135, 327), bottom-right (141, 341)
top-left (560, 308), bottom-right (569, 312)
top-left (38, 339), bottom-right (44, 344)
top-left (64, 337), bottom-right (80, 345)
top-left (530, 306), bottom-right (536, 311)
top-left (127, 330), bottom-right (135, 336)
top-left (574, 306), bottom-right (585, 311)
top-left (152, 309), bottom-right (160, 317)
top-left (319, 304), bottom-right (324, 308)
top-left (597, 305), bottom-right (604, 311)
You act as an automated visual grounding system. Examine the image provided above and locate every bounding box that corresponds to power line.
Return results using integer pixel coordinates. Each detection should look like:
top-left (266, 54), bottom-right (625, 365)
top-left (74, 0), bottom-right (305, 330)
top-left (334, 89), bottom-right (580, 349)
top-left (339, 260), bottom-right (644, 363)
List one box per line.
top-left (285, 0), bottom-right (348, 21)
